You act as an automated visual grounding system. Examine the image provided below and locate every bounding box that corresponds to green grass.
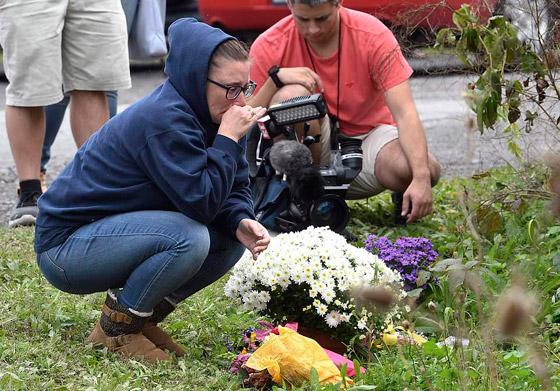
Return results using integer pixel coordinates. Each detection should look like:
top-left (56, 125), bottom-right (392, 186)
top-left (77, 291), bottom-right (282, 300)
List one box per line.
top-left (1, 163), bottom-right (559, 390)
top-left (0, 228), bottom-right (260, 390)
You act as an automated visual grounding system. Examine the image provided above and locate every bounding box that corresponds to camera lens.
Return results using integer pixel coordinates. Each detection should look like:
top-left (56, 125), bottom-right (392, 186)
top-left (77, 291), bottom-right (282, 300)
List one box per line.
top-left (309, 194), bottom-right (350, 233)
top-left (339, 136), bottom-right (363, 171)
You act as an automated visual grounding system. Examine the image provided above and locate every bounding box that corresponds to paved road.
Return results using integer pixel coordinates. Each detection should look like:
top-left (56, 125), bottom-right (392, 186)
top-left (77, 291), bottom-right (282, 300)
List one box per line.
top-left (0, 68), bottom-right (554, 225)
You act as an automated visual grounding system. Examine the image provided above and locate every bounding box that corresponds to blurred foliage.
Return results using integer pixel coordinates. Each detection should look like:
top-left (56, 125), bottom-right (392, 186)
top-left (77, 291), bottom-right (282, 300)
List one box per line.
top-left (435, 4), bottom-right (559, 158)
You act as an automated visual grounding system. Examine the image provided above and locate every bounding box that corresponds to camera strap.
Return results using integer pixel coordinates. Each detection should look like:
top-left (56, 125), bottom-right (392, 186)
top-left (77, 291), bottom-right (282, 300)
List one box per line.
top-left (304, 15), bottom-right (342, 151)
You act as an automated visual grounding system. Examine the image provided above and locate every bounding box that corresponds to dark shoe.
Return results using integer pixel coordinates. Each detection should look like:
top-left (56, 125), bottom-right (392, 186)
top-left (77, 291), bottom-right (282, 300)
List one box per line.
top-left (142, 299), bottom-right (185, 357)
top-left (9, 190), bottom-right (40, 228)
top-left (85, 294), bottom-right (171, 362)
top-left (391, 191), bottom-right (408, 225)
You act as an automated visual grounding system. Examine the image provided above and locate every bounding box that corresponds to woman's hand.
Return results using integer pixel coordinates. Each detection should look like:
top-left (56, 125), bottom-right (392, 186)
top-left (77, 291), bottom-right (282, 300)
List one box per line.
top-left (218, 105), bottom-right (267, 142)
top-left (235, 219), bottom-right (270, 260)
top-left (277, 67), bottom-right (324, 94)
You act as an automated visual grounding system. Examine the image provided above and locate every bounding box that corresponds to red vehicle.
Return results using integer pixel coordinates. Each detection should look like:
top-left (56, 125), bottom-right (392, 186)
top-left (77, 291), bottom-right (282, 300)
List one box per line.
top-left (198, 0), bottom-right (498, 33)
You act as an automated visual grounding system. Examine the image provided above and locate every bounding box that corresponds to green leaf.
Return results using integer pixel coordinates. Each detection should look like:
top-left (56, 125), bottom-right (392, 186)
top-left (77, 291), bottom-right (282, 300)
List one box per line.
top-left (435, 28), bottom-right (456, 48)
top-left (527, 218), bottom-right (540, 244)
top-left (521, 52), bottom-right (546, 76)
top-left (441, 368), bottom-right (458, 380)
top-left (525, 110), bottom-right (538, 127)
top-left (507, 138), bottom-right (522, 158)
top-left (506, 79), bottom-right (523, 98)
top-left (415, 316), bottom-right (444, 333)
top-left (422, 340), bottom-right (446, 359)
top-left (407, 288), bottom-right (423, 298)
top-left (482, 94), bottom-right (499, 128)
top-left (416, 270), bottom-right (432, 287)
top-left (452, 4), bottom-right (478, 29)
top-left (497, 105), bottom-right (509, 122)
top-left (508, 105), bottom-right (521, 123)
top-left (448, 269), bottom-right (466, 293)
top-left (503, 350), bottom-right (525, 362)
top-left (353, 359), bottom-right (363, 381)
top-left (430, 258), bottom-right (463, 272)
top-left (488, 15), bottom-right (507, 30)
top-left (477, 208), bottom-right (502, 237)
top-left (464, 260), bottom-right (479, 269)
top-left (310, 367), bottom-right (320, 385)
top-left (465, 28), bottom-right (481, 52)
top-left (465, 270), bottom-right (483, 294)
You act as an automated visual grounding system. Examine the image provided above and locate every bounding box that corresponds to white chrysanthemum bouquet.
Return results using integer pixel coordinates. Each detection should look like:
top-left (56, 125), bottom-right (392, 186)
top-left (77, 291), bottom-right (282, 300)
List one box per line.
top-left (225, 226), bottom-right (405, 340)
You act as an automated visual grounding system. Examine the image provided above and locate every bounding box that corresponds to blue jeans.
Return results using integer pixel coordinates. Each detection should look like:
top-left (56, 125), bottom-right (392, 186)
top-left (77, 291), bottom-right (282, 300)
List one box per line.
top-left (37, 211), bottom-right (246, 312)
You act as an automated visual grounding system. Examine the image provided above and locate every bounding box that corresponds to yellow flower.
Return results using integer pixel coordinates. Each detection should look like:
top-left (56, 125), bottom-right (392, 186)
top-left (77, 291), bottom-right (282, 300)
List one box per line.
top-left (378, 322), bottom-right (428, 347)
top-left (382, 333), bottom-right (399, 345)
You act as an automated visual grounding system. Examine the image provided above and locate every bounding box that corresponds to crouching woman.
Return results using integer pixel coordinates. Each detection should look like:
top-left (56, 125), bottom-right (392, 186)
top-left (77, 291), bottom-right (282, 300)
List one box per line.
top-left (34, 19), bottom-right (270, 362)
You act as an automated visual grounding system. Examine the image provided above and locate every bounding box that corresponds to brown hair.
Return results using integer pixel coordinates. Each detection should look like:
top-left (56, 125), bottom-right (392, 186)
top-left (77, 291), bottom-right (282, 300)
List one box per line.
top-left (209, 39), bottom-right (249, 70)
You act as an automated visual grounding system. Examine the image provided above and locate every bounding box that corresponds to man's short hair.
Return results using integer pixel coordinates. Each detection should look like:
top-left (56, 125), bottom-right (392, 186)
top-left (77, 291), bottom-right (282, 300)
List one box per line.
top-left (288, 0), bottom-right (339, 6)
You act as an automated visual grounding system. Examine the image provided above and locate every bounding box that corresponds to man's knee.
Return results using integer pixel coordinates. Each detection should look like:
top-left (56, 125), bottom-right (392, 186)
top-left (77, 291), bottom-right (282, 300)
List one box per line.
top-left (271, 84), bottom-right (311, 104)
top-left (375, 140), bottom-right (441, 190)
top-left (70, 90), bottom-right (107, 101)
top-left (375, 140), bottom-right (411, 183)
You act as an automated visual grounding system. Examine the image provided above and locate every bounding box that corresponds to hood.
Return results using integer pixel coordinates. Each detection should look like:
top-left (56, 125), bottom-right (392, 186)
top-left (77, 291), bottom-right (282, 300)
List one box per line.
top-left (165, 18), bottom-right (234, 130)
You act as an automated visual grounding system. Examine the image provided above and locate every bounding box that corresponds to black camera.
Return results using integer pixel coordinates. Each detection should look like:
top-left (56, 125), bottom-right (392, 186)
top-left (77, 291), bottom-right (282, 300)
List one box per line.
top-left (247, 94), bottom-right (362, 234)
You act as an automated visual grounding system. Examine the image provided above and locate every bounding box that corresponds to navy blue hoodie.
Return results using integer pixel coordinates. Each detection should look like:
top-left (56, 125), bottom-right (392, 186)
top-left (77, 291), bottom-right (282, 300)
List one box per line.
top-left (34, 19), bottom-right (255, 253)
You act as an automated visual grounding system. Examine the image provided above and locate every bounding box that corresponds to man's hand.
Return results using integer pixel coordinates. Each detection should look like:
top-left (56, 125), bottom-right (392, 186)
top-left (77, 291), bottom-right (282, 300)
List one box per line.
top-left (402, 177), bottom-right (433, 223)
top-left (235, 219), bottom-right (270, 260)
top-left (277, 67), bottom-right (324, 94)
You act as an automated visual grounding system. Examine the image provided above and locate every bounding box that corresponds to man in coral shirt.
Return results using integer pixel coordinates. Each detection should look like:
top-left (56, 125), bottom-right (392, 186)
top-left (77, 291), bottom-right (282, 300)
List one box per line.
top-left (247, 0), bottom-right (441, 224)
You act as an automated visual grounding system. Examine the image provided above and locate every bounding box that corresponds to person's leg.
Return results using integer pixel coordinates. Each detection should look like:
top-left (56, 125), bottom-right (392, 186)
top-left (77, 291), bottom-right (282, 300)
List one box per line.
top-left (69, 90), bottom-right (109, 147)
top-left (167, 226), bottom-right (246, 304)
top-left (1, 0), bottom-right (66, 226)
top-left (37, 210), bottom-right (211, 360)
top-left (63, 0), bottom-right (130, 147)
top-left (345, 125), bottom-right (440, 224)
top-left (42, 90), bottom-right (116, 178)
top-left (38, 211), bottom-right (211, 306)
top-left (42, 94), bottom-right (71, 174)
top-left (106, 90), bottom-right (118, 119)
top-left (6, 106), bottom-right (46, 227)
top-left (120, 0), bottom-right (139, 34)
top-left (6, 106), bottom-right (45, 182)
top-left (374, 139), bottom-right (441, 192)
top-left (132, 226), bottom-right (245, 356)
top-left (346, 125), bottom-right (441, 199)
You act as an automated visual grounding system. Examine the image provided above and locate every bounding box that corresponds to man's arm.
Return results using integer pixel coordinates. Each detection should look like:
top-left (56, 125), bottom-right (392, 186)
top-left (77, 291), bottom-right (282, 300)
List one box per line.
top-left (247, 34), bottom-right (323, 108)
top-left (384, 80), bottom-right (433, 221)
top-left (247, 68), bottom-right (324, 108)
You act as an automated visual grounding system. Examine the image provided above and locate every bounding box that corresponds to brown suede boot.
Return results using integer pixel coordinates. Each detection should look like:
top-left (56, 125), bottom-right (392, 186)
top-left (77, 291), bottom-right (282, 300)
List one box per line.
top-left (142, 298), bottom-right (185, 357)
top-left (86, 294), bottom-right (171, 363)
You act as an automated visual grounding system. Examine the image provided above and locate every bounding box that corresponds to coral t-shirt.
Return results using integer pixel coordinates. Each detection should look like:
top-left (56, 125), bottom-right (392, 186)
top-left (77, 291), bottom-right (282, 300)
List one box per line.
top-left (250, 7), bottom-right (413, 136)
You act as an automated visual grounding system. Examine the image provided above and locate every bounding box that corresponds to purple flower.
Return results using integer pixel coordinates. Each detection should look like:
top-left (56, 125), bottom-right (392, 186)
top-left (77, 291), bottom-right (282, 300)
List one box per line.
top-left (364, 235), bottom-right (438, 291)
top-left (230, 353), bottom-right (252, 372)
top-left (224, 337), bottom-right (233, 353)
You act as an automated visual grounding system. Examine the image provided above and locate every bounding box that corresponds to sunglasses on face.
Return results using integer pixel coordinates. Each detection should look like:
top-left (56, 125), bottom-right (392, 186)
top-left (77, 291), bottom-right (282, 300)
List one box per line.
top-left (207, 78), bottom-right (257, 100)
